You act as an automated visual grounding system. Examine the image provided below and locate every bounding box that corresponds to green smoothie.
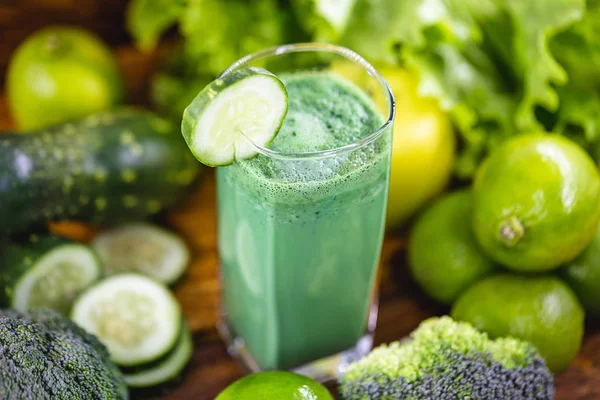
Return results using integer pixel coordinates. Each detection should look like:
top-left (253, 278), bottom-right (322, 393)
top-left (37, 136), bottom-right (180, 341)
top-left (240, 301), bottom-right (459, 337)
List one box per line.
top-left (217, 71), bottom-right (391, 370)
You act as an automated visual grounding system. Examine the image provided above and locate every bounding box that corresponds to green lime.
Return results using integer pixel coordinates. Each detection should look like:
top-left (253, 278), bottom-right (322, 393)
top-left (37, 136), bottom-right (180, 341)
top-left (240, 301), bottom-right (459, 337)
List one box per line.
top-left (560, 223), bottom-right (600, 317)
top-left (472, 134), bottom-right (600, 272)
top-left (7, 26), bottom-right (125, 130)
top-left (408, 190), bottom-right (495, 304)
top-left (215, 372), bottom-right (334, 400)
top-left (451, 273), bottom-right (584, 372)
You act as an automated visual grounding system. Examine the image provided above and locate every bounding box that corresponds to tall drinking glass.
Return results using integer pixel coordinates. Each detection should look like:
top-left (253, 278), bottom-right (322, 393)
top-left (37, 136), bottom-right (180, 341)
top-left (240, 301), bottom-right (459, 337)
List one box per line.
top-left (216, 43), bottom-right (395, 380)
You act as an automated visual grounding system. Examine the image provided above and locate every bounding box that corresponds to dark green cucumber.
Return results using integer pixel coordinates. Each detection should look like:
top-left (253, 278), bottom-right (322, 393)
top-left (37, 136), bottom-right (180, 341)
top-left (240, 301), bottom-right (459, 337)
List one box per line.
top-left (0, 233), bottom-right (101, 315)
top-left (124, 321), bottom-right (193, 388)
top-left (92, 222), bottom-right (190, 285)
top-left (0, 108), bottom-right (200, 234)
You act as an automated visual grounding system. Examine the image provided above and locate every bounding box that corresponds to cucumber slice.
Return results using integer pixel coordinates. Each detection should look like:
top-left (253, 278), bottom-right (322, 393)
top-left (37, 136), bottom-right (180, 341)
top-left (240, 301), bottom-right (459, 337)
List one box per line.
top-left (92, 222), bottom-right (190, 285)
top-left (71, 273), bottom-right (182, 367)
top-left (0, 234), bottom-right (101, 315)
top-left (182, 66), bottom-right (288, 166)
top-left (124, 321), bottom-right (193, 388)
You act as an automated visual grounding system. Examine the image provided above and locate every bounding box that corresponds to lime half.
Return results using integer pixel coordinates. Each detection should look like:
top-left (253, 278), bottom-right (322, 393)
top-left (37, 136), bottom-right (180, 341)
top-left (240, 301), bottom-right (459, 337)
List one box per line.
top-left (182, 67), bottom-right (288, 166)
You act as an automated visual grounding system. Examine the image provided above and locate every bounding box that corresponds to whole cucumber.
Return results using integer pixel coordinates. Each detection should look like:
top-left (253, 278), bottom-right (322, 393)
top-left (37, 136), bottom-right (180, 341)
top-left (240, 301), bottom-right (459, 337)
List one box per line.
top-left (0, 108), bottom-right (200, 234)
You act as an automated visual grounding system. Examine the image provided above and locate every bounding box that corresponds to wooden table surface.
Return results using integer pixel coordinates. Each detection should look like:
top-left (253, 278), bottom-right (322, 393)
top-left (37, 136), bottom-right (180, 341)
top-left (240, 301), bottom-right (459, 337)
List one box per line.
top-left (1, 47), bottom-right (599, 400)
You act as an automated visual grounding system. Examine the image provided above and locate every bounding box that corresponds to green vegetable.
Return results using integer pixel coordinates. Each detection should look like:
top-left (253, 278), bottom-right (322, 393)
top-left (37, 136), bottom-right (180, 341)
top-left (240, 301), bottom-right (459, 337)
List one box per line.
top-left (0, 233), bottom-right (101, 315)
top-left (126, 0), bottom-right (305, 120)
top-left (0, 308), bottom-right (128, 399)
top-left (339, 0), bottom-right (472, 65)
top-left (291, 0), bottom-right (358, 42)
top-left (552, 1), bottom-right (600, 144)
top-left (71, 273), bottom-right (182, 368)
top-left (337, 0), bottom-right (587, 177)
top-left (92, 222), bottom-right (190, 285)
top-left (342, 0), bottom-right (600, 177)
top-left (339, 316), bottom-right (554, 400)
top-left (345, 0), bottom-right (585, 177)
top-left (128, 0), bottom-right (285, 76)
top-left (123, 321), bottom-right (192, 388)
top-left (0, 108), bottom-right (200, 235)
top-left (126, 0), bottom-right (186, 52)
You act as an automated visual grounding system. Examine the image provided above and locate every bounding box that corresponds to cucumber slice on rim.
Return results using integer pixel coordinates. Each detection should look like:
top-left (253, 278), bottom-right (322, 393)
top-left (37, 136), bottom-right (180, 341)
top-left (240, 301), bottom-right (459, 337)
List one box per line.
top-left (71, 273), bottom-right (182, 367)
top-left (0, 234), bottom-right (101, 315)
top-left (124, 321), bottom-right (193, 388)
top-left (182, 66), bottom-right (288, 166)
top-left (92, 222), bottom-right (190, 285)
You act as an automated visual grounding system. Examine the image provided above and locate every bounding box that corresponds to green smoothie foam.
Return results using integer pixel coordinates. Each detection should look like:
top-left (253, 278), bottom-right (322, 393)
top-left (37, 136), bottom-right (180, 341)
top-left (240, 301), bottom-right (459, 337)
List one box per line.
top-left (217, 71), bottom-right (391, 370)
top-left (270, 72), bottom-right (383, 152)
top-left (231, 72), bottom-right (388, 204)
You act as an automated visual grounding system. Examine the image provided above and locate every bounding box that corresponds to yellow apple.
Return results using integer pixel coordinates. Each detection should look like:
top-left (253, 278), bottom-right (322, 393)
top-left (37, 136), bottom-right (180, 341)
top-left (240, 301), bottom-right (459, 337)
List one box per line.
top-left (381, 67), bottom-right (455, 229)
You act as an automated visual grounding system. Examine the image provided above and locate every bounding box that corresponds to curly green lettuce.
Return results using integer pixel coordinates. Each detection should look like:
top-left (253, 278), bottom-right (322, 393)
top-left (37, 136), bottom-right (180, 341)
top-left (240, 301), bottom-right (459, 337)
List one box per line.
top-left (126, 0), bottom-right (186, 51)
top-left (127, 0), bottom-right (599, 175)
top-left (336, 0), bottom-right (587, 177)
top-left (291, 0), bottom-right (358, 42)
top-left (552, 0), bottom-right (600, 146)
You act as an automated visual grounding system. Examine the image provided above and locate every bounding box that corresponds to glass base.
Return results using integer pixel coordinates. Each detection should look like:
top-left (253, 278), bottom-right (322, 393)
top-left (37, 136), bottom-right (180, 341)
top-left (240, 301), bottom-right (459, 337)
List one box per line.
top-left (217, 320), bottom-right (374, 383)
top-left (217, 302), bottom-right (378, 383)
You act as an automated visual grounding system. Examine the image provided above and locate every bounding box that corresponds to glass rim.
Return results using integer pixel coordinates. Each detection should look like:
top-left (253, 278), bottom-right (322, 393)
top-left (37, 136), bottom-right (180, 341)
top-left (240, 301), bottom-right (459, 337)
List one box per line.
top-left (220, 43), bottom-right (396, 161)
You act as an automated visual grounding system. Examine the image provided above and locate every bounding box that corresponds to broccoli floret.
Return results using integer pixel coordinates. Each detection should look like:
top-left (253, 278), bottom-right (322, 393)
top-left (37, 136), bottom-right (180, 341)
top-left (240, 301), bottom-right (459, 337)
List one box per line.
top-left (339, 316), bottom-right (554, 400)
top-left (0, 309), bottom-right (128, 400)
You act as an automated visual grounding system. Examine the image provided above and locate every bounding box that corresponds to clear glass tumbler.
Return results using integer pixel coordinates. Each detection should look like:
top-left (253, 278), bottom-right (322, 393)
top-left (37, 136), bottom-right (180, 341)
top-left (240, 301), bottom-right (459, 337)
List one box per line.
top-left (216, 43), bottom-right (395, 381)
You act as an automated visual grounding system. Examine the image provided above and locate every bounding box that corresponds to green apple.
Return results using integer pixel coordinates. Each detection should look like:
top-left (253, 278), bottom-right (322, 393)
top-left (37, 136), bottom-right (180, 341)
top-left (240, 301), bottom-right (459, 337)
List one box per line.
top-left (7, 26), bottom-right (125, 130)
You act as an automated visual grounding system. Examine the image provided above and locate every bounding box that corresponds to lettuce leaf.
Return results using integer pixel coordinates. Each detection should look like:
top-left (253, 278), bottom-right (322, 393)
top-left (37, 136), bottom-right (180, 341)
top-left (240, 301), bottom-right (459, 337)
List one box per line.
top-left (333, 0), bottom-right (586, 177)
top-left (127, 0), bottom-right (305, 118)
top-left (180, 0), bottom-right (286, 76)
top-left (126, 0), bottom-right (186, 51)
top-left (292, 0), bottom-right (358, 41)
top-left (442, 0), bottom-right (584, 175)
top-left (498, 0), bottom-right (584, 130)
top-left (127, 0), bottom-right (299, 77)
top-left (404, 43), bottom-right (516, 177)
top-left (337, 0), bottom-right (479, 64)
top-left (552, 1), bottom-right (600, 143)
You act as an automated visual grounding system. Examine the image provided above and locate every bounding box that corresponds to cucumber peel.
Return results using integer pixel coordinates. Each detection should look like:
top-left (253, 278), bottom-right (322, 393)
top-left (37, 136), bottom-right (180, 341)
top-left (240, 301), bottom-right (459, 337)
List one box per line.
top-left (182, 67), bottom-right (288, 166)
top-left (0, 234), bottom-right (101, 315)
top-left (124, 321), bottom-right (193, 388)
